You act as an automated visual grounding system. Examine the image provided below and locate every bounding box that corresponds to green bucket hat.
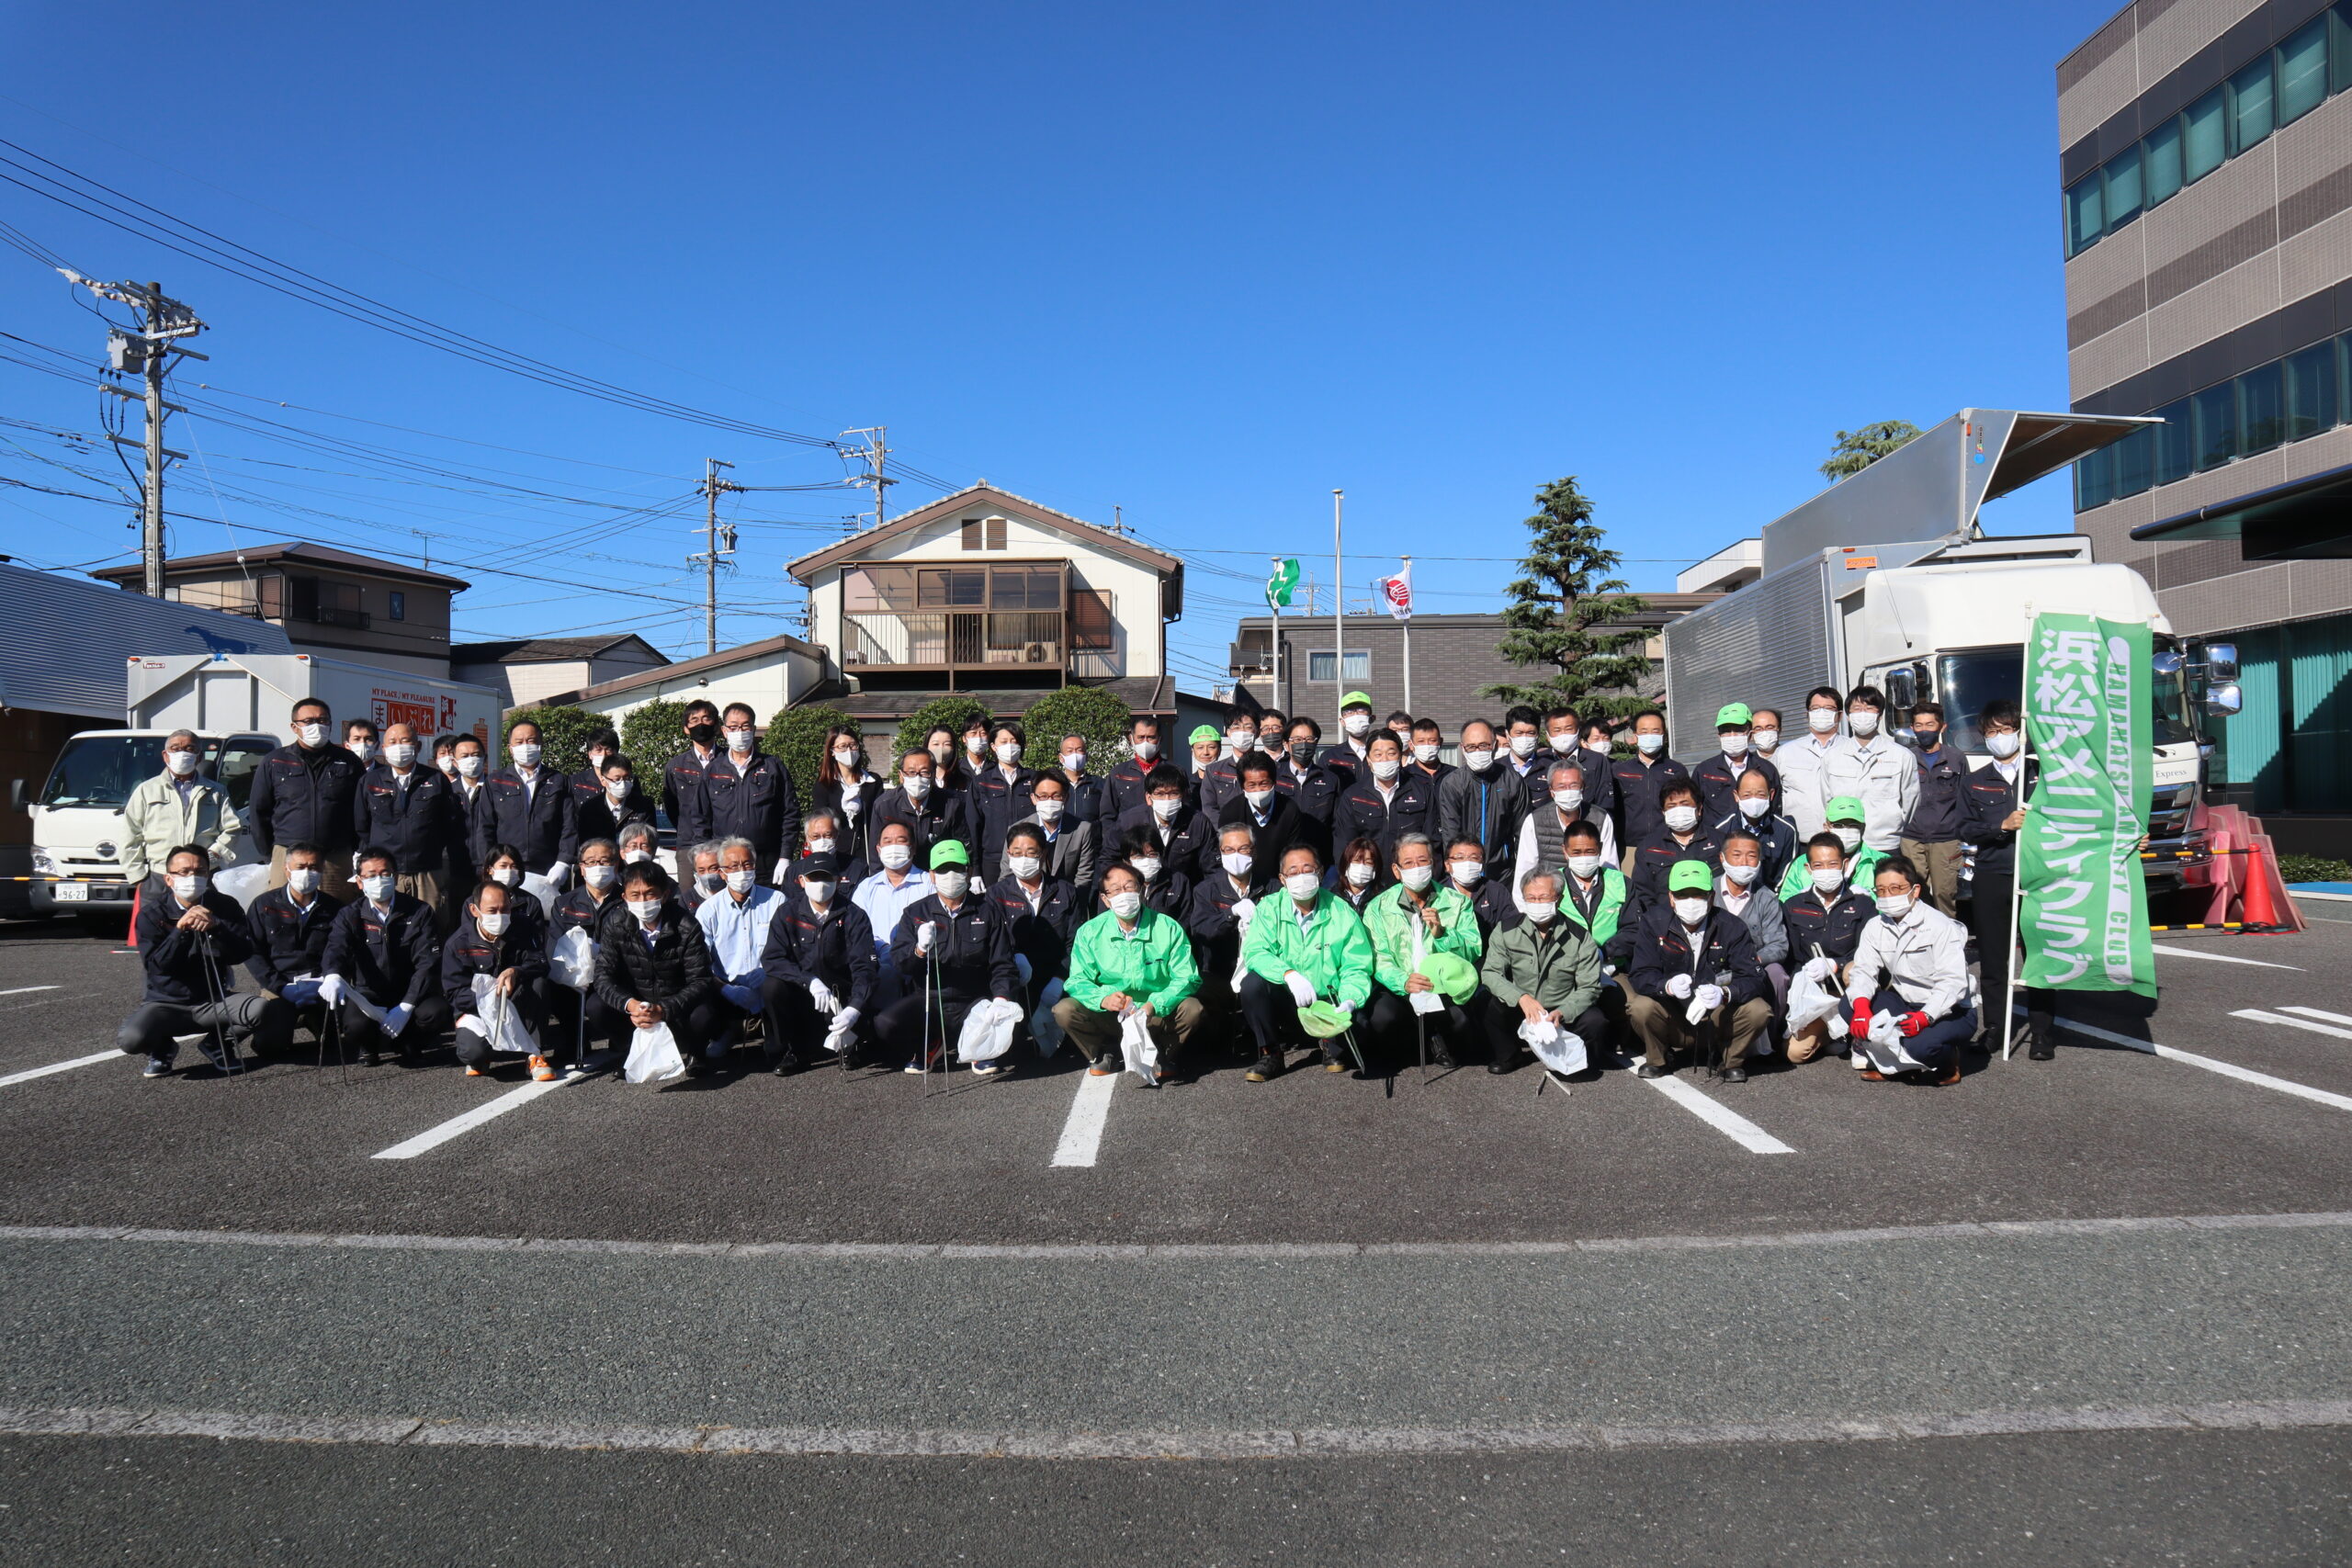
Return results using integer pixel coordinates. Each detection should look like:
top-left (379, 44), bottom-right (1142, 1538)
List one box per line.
top-left (1668, 859), bottom-right (1713, 895)
top-left (927, 839), bottom-right (970, 871)
top-left (1416, 951), bottom-right (1479, 1005)
top-left (1825, 794), bottom-right (1866, 826)
top-left (1296, 1000), bottom-right (1354, 1039)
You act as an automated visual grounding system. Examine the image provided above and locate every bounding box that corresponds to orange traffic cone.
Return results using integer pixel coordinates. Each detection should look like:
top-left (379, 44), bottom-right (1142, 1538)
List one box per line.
top-left (2238, 835), bottom-right (2302, 933)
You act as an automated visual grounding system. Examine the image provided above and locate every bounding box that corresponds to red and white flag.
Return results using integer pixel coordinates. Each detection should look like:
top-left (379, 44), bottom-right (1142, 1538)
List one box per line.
top-left (1376, 559), bottom-right (1413, 621)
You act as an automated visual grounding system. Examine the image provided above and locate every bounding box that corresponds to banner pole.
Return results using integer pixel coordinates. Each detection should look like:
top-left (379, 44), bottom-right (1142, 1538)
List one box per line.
top-left (2002, 604), bottom-right (2035, 1062)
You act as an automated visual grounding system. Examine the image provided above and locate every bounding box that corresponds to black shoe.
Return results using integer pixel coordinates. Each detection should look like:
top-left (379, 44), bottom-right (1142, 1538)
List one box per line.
top-left (1721, 1067), bottom-right (1747, 1084)
top-left (357, 1050), bottom-right (380, 1067)
top-left (2027, 1031), bottom-right (2055, 1062)
top-left (1244, 1054), bottom-right (1278, 1083)
top-left (142, 1056), bottom-right (172, 1078)
top-left (1432, 1044), bottom-right (1458, 1069)
top-left (1635, 1063), bottom-right (1667, 1079)
top-left (1486, 1052), bottom-right (1515, 1075)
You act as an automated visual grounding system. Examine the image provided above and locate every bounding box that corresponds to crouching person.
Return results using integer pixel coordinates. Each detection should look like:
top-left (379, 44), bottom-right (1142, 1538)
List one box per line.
top-left (1842, 855), bottom-right (1974, 1087)
top-left (441, 877), bottom-right (553, 1078)
top-left (548, 838), bottom-right (628, 1064)
top-left (594, 863), bottom-right (717, 1072)
top-left (1052, 861), bottom-right (1204, 1077)
top-left (758, 852), bottom-right (876, 1072)
top-left (1478, 870), bottom-right (1605, 1076)
top-left (692, 836), bottom-right (785, 1070)
top-left (873, 840), bottom-right (1024, 1077)
top-left (1235, 843), bottom-right (1375, 1082)
top-left (1362, 832), bottom-right (1485, 1069)
top-left (242, 840), bottom-right (344, 1052)
top-left (119, 844), bottom-right (288, 1077)
top-left (1625, 858), bottom-right (1771, 1083)
top-left (322, 848), bottom-right (447, 1066)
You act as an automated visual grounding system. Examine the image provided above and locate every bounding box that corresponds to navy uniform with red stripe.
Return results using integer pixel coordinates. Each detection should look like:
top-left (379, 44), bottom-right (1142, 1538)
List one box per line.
top-left (758, 881), bottom-right (876, 1065)
top-left (486, 766), bottom-right (578, 875)
top-left (707, 746), bottom-right (800, 878)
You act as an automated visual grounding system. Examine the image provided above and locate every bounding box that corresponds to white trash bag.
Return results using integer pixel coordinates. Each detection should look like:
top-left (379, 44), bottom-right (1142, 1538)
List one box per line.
top-left (956, 997), bottom-right (1022, 1064)
top-left (624, 1022), bottom-right (687, 1084)
top-left (1855, 1008), bottom-right (1933, 1075)
top-left (548, 926), bottom-right (597, 992)
top-left (1118, 1007), bottom-right (1160, 1087)
top-left (1786, 964), bottom-right (1843, 1034)
top-left (1520, 1017), bottom-right (1587, 1077)
top-left (215, 861), bottom-right (271, 911)
top-left (520, 873), bottom-right (559, 919)
top-left (465, 975), bottom-right (539, 1055)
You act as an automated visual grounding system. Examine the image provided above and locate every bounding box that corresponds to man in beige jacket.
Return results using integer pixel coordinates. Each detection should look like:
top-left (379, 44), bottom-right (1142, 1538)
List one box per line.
top-left (119, 731), bottom-right (244, 886)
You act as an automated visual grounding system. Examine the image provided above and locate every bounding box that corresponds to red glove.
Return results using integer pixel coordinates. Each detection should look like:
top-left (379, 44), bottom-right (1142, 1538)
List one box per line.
top-left (1849, 998), bottom-right (1871, 1033)
top-left (1898, 1011), bottom-right (1930, 1037)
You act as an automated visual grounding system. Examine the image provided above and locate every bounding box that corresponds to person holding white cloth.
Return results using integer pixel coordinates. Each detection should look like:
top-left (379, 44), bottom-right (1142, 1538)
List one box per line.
top-left (1839, 855), bottom-right (1974, 1087)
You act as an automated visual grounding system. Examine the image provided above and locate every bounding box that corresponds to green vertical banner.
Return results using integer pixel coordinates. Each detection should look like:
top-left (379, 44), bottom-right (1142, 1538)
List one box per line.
top-left (2018, 612), bottom-right (2157, 997)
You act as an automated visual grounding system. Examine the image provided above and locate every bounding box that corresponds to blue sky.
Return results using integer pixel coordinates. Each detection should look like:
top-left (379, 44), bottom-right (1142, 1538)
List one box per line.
top-left (0, 0), bottom-right (2120, 692)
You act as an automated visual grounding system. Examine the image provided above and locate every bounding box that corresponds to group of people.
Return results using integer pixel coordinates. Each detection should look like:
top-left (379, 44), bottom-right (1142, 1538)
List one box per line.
top-left (116, 682), bottom-right (2049, 1089)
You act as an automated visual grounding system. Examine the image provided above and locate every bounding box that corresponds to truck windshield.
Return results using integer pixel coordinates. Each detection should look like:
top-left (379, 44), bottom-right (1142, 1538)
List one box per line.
top-left (39, 736), bottom-right (167, 810)
top-left (1938, 645), bottom-right (2196, 751)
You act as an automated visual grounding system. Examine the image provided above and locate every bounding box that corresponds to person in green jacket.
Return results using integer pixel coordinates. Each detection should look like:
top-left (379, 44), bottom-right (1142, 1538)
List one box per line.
top-left (1776, 794), bottom-right (1883, 899)
top-left (1237, 841), bottom-right (1375, 1081)
top-left (1051, 861), bottom-right (1204, 1077)
top-left (1361, 831), bottom-right (1484, 1069)
top-left (1478, 869), bottom-right (1605, 1075)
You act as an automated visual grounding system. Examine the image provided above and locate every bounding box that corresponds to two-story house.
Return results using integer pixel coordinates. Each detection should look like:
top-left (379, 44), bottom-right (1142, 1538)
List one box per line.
top-left (94, 541), bottom-right (467, 679)
top-left (787, 484), bottom-right (1184, 730)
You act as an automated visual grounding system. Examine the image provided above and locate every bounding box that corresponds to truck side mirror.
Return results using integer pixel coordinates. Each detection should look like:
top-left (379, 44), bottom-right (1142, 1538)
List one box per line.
top-left (2201, 642), bottom-right (2239, 682)
top-left (8, 779), bottom-right (21, 811)
top-left (2204, 682), bottom-right (2244, 717)
top-left (1885, 668), bottom-right (1917, 710)
top-left (2151, 650), bottom-right (2184, 676)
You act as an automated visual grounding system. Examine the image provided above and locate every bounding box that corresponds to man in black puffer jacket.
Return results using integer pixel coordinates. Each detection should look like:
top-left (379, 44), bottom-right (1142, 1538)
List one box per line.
top-left (594, 863), bottom-right (718, 1073)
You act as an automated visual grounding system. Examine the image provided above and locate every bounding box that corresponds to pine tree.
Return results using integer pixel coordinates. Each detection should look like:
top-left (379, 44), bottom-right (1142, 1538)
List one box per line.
top-left (1819, 421), bottom-right (1922, 479)
top-left (1482, 476), bottom-right (1650, 718)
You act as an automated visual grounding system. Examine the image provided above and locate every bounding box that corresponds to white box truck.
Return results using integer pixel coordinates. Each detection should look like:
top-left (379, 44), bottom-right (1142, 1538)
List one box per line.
top-left (28, 652), bottom-right (498, 922)
top-left (1660, 410), bottom-right (2244, 891)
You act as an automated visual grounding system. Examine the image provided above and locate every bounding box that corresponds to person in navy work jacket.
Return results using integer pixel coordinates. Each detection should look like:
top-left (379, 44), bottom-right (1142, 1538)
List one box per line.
top-left (871, 840), bottom-right (1023, 1075)
top-left (662, 698), bottom-right (727, 885)
top-left (707, 703), bottom-right (800, 884)
top-left (247, 694), bottom-right (365, 897)
top-left (758, 852), bottom-right (877, 1071)
top-left (324, 848), bottom-right (448, 1066)
top-left (1104, 714), bottom-right (1168, 820)
top-left (116, 845), bottom-right (287, 1074)
top-left (353, 721), bottom-right (458, 918)
top-left (485, 716), bottom-right (578, 881)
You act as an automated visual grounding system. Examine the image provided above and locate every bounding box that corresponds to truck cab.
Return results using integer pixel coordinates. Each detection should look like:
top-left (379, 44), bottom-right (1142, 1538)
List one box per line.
top-left (24, 729), bottom-right (279, 922)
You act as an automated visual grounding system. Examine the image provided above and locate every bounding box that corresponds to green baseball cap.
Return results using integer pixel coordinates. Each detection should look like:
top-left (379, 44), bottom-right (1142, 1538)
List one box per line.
top-left (1668, 859), bottom-right (1713, 894)
top-left (1416, 951), bottom-right (1479, 1005)
top-left (1340, 691), bottom-right (1373, 710)
top-left (1189, 725), bottom-right (1220, 744)
top-left (928, 839), bottom-right (970, 871)
top-left (1826, 794), bottom-right (1866, 825)
top-left (1714, 702), bottom-right (1753, 728)
top-left (1296, 1000), bottom-right (1355, 1039)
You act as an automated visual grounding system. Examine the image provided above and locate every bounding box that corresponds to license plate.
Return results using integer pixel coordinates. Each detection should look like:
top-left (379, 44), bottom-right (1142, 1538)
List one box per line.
top-left (53, 883), bottom-right (87, 902)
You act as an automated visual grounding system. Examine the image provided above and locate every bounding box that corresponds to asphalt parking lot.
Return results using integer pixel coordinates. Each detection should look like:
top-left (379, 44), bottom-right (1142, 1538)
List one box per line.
top-left (0, 904), bottom-right (2346, 1564)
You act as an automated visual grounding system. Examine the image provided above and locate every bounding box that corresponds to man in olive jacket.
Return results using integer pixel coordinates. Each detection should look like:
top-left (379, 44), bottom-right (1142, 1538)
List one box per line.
top-left (1478, 869), bottom-right (1605, 1076)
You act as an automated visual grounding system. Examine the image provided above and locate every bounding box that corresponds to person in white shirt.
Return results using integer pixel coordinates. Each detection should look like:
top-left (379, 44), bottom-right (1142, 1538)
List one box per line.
top-left (850, 820), bottom-right (933, 1008)
top-left (1747, 708), bottom-right (1783, 767)
top-left (1840, 854), bottom-right (1973, 1086)
top-left (1793, 684), bottom-right (1917, 852)
top-left (1776, 686), bottom-right (1848, 840)
top-left (693, 835), bottom-right (782, 1067)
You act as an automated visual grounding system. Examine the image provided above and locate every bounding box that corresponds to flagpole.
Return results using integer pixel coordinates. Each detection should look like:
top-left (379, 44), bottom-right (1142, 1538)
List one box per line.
top-left (1401, 555), bottom-right (1413, 716)
top-left (2002, 603), bottom-right (2035, 1062)
top-left (1332, 489), bottom-right (1344, 736)
top-left (1269, 560), bottom-right (1283, 714)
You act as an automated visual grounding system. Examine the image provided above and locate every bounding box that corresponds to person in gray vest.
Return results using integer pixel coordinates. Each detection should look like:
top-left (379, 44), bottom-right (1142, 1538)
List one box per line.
top-left (1510, 758), bottom-right (1618, 904)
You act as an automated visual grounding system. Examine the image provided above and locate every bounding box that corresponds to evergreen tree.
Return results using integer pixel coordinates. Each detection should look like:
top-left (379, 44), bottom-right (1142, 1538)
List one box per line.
top-left (1820, 420), bottom-right (1922, 479)
top-left (1483, 476), bottom-right (1650, 719)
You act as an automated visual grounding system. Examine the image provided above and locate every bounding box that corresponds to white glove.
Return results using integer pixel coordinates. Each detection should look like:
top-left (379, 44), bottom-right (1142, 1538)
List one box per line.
top-left (1664, 973), bottom-right (1693, 1000)
top-left (773, 857), bottom-right (792, 884)
top-left (1803, 955), bottom-right (1836, 982)
top-left (1695, 983), bottom-right (1725, 1011)
top-left (1684, 995), bottom-right (1711, 1027)
top-left (317, 974), bottom-right (348, 1007)
top-left (548, 862), bottom-right (571, 889)
top-left (1283, 970), bottom-right (1316, 1007)
top-left (809, 977), bottom-right (838, 1013)
top-left (382, 1003), bottom-right (413, 1038)
top-left (1231, 897), bottom-right (1256, 925)
top-left (916, 920), bottom-right (938, 953)
top-left (1601, 963), bottom-right (1617, 976)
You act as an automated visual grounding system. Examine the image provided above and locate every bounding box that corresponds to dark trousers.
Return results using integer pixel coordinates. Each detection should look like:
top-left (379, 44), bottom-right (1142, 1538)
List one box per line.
top-left (1478, 992), bottom-right (1610, 1073)
top-left (874, 990), bottom-right (980, 1066)
top-left (1970, 872), bottom-right (2054, 1043)
top-left (1364, 984), bottom-right (1474, 1065)
top-left (1845, 987), bottom-right (1976, 1070)
top-left (447, 978), bottom-right (548, 1066)
top-left (549, 986), bottom-right (629, 1063)
top-left (117, 992), bottom-right (288, 1064)
top-left (684, 995), bottom-right (751, 1062)
top-left (759, 976), bottom-right (836, 1064)
top-left (1237, 970), bottom-right (1329, 1060)
top-left (335, 991), bottom-right (454, 1059)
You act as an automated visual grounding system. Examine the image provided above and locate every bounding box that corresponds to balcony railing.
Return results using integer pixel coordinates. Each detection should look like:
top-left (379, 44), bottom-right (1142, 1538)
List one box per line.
top-left (311, 605), bottom-right (373, 630)
top-left (843, 610), bottom-right (1065, 670)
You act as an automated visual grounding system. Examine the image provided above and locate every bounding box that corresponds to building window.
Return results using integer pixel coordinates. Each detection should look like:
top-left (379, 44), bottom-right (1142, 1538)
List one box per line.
top-left (2143, 117), bottom-right (2183, 205)
top-left (2193, 383), bottom-right (2238, 472)
top-left (2065, 173), bottom-right (2103, 257)
top-left (2076, 333), bottom-right (2352, 509)
top-left (1306, 649), bottom-right (1371, 683)
top-left (2182, 85), bottom-right (2227, 185)
top-left (2228, 55), bottom-right (2275, 153)
top-left (2103, 146), bottom-right (2143, 232)
top-left (2281, 17), bottom-right (2330, 124)
top-left (2154, 399), bottom-right (2194, 486)
top-left (2286, 341), bottom-right (2337, 439)
top-left (2113, 423), bottom-right (2154, 498)
top-left (1070, 589), bottom-right (1115, 651)
top-left (958, 517), bottom-right (1008, 550)
top-left (388, 591), bottom-right (406, 622)
top-left (2238, 362), bottom-right (2285, 455)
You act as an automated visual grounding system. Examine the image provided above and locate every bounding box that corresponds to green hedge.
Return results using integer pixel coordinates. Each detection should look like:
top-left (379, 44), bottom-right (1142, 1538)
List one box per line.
top-left (768, 703), bottom-right (851, 805)
top-left (1015, 686), bottom-right (1131, 771)
top-left (619, 699), bottom-right (690, 777)
top-left (500, 704), bottom-right (607, 774)
top-left (2278, 854), bottom-right (2352, 884)
top-left (889, 696), bottom-right (994, 769)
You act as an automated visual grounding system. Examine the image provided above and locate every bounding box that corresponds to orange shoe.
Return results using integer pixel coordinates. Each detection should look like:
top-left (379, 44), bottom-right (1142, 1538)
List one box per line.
top-left (1859, 1067), bottom-right (1885, 1081)
top-left (528, 1054), bottom-right (557, 1082)
top-left (464, 1063), bottom-right (486, 1077)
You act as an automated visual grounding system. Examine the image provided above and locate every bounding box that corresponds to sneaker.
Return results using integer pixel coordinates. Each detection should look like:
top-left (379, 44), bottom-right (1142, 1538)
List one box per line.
top-left (1721, 1067), bottom-right (1748, 1084)
top-left (1086, 1060), bottom-right (1114, 1077)
top-left (902, 1059), bottom-right (925, 1075)
top-left (1244, 1054), bottom-right (1278, 1083)
top-left (357, 1051), bottom-right (380, 1068)
top-left (971, 1060), bottom-right (1003, 1077)
top-left (1634, 1063), bottom-right (1667, 1079)
top-left (142, 1057), bottom-right (171, 1078)
top-left (464, 1062), bottom-right (486, 1077)
top-left (528, 1054), bottom-right (557, 1083)
top-left (1859, 1066), bottom-right (1886, 1081)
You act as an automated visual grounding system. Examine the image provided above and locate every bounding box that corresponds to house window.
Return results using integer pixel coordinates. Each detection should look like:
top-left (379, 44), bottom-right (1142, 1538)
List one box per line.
top-left (959, 517), bottom-right (1008, 551)
top-left (1070, 589), bottom-right (1114, 650)
top-left (1307, 649), bottom-right (1371, 682)
top-left (389, 591), bottom-right (406, 622)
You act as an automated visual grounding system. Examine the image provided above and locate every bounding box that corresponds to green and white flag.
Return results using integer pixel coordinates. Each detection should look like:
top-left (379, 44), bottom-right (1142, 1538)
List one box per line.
top-left (2018, 611), bottom-right (2156, 998)
top-left (1265, 557), bottom-right (1301, 610)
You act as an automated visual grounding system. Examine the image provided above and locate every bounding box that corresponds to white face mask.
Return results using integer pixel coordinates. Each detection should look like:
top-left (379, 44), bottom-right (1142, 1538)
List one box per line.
top-left (1243, 788), bottom-right (1273, 812)
top-left (587, 752), bottom-right (609, 773)
top-left (725, 869), bottom-right (756, 895)
top-left (1835, 828), bottom-right (1863, 852)
top-left (1566, 853), bottom-right (1601, 880)
top-left (1132, 856), bottom-right (1162, 881)
top-left (994, 741), bottom-right (1022, 764)
top-left (478, 909), bottom-right (509, 937)
top-left (833, 749), bottom-right (860, 772)
top-left (623, 847), bottom-right (656, 865)
top-left (361, 874), bottom-right (394, 903)
top-left (1132, 740), bottom-right (1159, 761)
top-left (605, 777), bottom-right (631, 798)
top-left (1034, 798), bottom-right (1064, 823)
top-left (1221, 850), bottom-right (1254, 877)
top-left (510, 741), bottom-right (541, 767)
top-left (934, 870), bottom-right (969, 899)
top-left (164, 749), bottom-right (199, 776)
top-left (384, 742), bottom-right (417, 769)
top-left (1449, 861), bottom-right (1483, 886)
top-left (628, 898), bottom-right (662, 924)
top-left (964, 736), bottom-right (987, 757)
top-left (903, 774), bottom-right (932, 801)
top-left (1412, 743), bottom-right (1440, 764)
top-left (457, 755), bottom-right (484, 779)
top-left (287, 867), bottom-right (321, 895)
top-left (297, 722), bottom-right (327, 748)
top-left (1751, 728), bottom-right (1779, 750)
top-left (1371, 758), bottom-right (1400, 782)
top-left (491, 867), bottom-right (521, 887)
top-left (1551, 788), bottom-right (1581, 811)
top-left (1509, 733), bottom-right (1539, 758)
top-left (1672, 896), bottom-right (1709, 926)
top-left (1548, 731), bottom-right (1576, 752)
top-left (1725, 863), bottom-right (1759, 886)
top-left (1342, 713), bottom-right (1372, 738)
top-left (1150, 796), bottom-right (1182, 821)
top-left (349, 739), bottom-right (377, 764)
top-left (1737, 796), bottom-right (1770, 819)
top-left (1663, 805), bottom-right (1699, 833)
top-left (1521, 901), bottom-right (1558, 924)
top-left (1635, 732), bottom-right (1666, 755)
top-left (1810, 865), bottom-right (1846, 895)
top-left (1061, 751), bottom-right (1087, 773)
top-left (436, 755), bottom-right (458, 776)
top-left (1986, 731), bottom-right (2021, 760)
top-left (1807, 707), bottom-right (1839, 734)
top-left (1875, 893), bottom-right (1913, 920)
top-left (802, 879), bottom-right (836, 905)
top-left (1284, 872), bottom-right (1322, 902)
top-left (1007, 855), bottom-right (1042, 882)
top-left (727, 728), bottom-right (755, 753)
top-left (1848, 710), bottom-right (1880, 739)
top-left (1720, 735), bottom-right (1748, 757)
top-left (1399, 863), bottom-right (1434, 891)
top-left (879, 844), bottom-right (913, 871)
top-left (1461, 748), bottom-right (1494, 772)
top-left (171, 873), bottom-right (207, 901)
top-left (583, 863), bottom-right (617, 889)
top-left (806, 837), bottom-right (835, 856)
top-left (1227, 733), bottom-right (1254, 755)
top-left (1107, 890), bottom-right (1144, 920)
top-left (1343, 862), bottom-right (1374, 887)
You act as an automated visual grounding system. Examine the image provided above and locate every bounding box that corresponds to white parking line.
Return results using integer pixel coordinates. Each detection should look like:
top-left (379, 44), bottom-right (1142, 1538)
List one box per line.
top-left (2283, 1006), bottom-right (2352, 1028)
top-left (2059, 1019), bottom-right (2352, 1113)
top-left (2152, 943), bottom-right (2301, 969)
top-left (0, 986), bottom-right (62, 998)
top-left (2233, 1009), bottom-right (2352, 1043)
top-left (371, 1072), bottom-right (589, 1160)
top-left (1640, 1075), bottom-right (1794, 1155)
top-left (1049, 1072), bottom-right (1116, 1168)
top-left (0, 1050), bottom-right (119, 1089)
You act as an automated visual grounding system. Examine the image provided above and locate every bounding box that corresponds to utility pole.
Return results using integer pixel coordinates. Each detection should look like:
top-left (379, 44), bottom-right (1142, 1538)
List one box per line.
top-left (842, 426), bottom-right (894, 534)
top-left (68, 273), bottom-right (204, 595)
top-left (693, 458), bottom-right (741, 656)
top-left (1331, 489), bottom-right (1345, 735)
